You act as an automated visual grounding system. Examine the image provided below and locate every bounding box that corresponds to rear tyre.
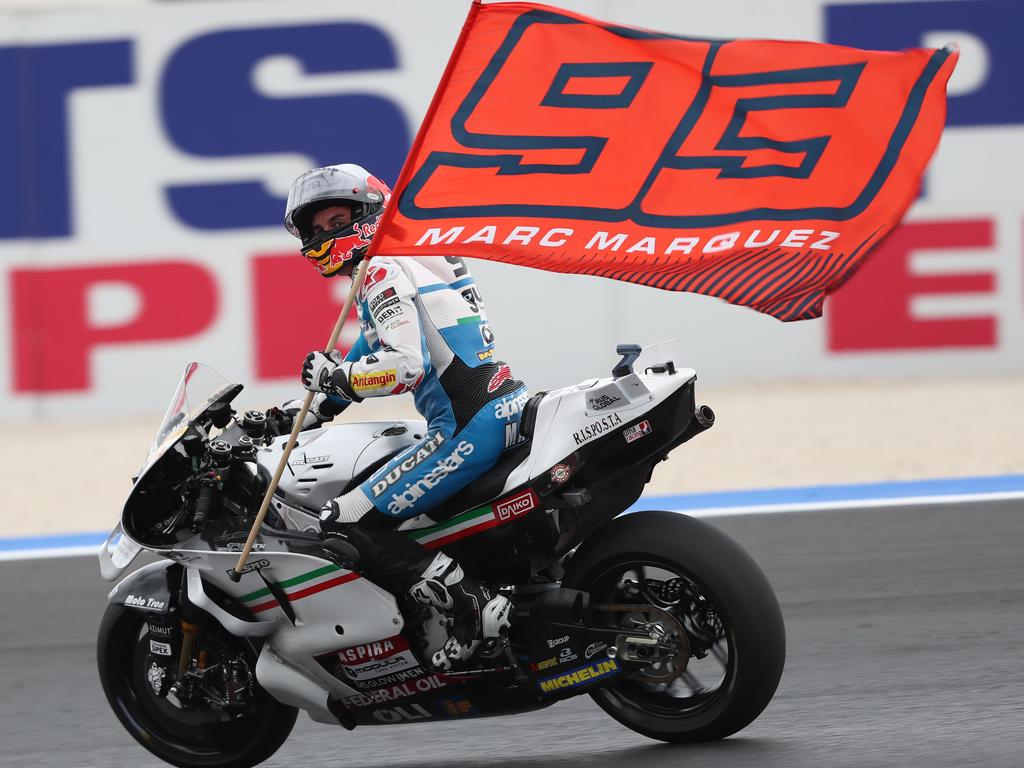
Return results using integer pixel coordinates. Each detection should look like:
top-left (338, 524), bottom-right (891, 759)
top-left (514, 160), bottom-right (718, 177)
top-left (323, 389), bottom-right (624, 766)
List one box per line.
top-left (562, 511), bottom-right (785, 742)
top-left (97, 603), bottom-right (297, 768)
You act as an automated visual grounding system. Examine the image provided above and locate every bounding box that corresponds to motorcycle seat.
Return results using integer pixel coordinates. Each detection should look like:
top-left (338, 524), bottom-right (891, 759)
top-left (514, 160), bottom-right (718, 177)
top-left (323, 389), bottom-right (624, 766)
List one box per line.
top-left (428, 392), bottom-right (546, 521)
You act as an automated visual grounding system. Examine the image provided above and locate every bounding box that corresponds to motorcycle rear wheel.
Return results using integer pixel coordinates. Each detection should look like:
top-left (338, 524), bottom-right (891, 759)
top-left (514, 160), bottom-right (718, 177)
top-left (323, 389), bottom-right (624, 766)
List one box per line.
top-left (562, 511), bottom-right (785, 742)
top-left (97, 603), bottom-right (297, 768)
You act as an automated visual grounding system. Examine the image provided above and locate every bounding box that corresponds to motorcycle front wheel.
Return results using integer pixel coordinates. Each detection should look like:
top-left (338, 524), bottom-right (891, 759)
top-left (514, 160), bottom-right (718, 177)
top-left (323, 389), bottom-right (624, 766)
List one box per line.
top-left (562, 511), bottom-right (785, 742)
top-left (97, 603), bottom-right (297, 768)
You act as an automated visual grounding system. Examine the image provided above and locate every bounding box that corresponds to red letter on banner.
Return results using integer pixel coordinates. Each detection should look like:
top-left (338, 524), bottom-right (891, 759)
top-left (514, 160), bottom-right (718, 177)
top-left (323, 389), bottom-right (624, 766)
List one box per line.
top-left (251, 253), bottom-right (359, 380)
top-left (11, 262), bottom-right (217, 392)
top-left (827, 220), bottom-right (995, 351)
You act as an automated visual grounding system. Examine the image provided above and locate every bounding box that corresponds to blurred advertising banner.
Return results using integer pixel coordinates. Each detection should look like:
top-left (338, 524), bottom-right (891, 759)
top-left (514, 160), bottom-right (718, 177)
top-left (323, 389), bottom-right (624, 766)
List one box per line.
top-left (2, 0), bottom-right (1022, 421)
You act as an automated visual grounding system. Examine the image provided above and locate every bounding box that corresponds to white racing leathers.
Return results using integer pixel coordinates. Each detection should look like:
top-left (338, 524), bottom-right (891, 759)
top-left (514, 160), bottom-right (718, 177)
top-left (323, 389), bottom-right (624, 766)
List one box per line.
top-left (328, 256), bottom-right (527, 521)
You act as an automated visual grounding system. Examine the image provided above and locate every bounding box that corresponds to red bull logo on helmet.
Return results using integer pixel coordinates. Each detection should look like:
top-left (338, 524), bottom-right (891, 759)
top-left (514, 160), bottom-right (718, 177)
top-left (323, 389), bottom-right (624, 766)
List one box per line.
top-left (302, 214), bottom-right (383, 277)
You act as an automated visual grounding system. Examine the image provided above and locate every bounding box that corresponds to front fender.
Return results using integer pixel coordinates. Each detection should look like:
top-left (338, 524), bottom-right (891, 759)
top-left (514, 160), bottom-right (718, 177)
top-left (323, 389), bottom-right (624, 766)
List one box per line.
top-left (106, 561), bottom-right (179, 615)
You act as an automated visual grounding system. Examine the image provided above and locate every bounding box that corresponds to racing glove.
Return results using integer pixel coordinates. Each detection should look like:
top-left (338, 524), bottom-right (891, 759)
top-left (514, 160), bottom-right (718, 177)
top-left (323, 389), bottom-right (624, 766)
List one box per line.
top-left (266, 393), bottom-right (348, 436)
top-left (301, 351), bottom-right (362, 402)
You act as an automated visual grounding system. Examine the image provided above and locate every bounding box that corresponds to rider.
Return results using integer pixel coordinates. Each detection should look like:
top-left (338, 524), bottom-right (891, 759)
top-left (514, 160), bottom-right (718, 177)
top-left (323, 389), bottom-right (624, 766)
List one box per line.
top-left (283, 163), bottom-right (528, 670)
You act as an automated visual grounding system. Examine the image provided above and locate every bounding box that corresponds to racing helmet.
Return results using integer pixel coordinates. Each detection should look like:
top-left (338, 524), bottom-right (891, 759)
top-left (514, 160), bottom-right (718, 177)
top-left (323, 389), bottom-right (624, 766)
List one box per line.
top-left (284, 164), bottom-right (391, 277)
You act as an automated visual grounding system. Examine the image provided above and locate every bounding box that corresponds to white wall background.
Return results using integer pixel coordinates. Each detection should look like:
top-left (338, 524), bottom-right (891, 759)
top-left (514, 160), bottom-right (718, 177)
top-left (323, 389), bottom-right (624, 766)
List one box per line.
top-left (1, 0), bottom-right (1020, 422)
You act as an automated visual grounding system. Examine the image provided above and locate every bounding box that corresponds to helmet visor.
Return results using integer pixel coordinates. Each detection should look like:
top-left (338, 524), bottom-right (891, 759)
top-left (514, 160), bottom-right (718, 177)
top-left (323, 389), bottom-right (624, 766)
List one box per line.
top-left (285, 165), bottom-right (381, 239)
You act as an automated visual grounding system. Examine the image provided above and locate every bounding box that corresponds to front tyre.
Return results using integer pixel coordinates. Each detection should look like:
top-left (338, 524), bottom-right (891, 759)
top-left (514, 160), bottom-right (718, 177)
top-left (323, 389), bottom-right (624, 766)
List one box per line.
top-left (562, 511), bottom-right (785, 742)
top-left (97, 603), bottom-right (297, 768)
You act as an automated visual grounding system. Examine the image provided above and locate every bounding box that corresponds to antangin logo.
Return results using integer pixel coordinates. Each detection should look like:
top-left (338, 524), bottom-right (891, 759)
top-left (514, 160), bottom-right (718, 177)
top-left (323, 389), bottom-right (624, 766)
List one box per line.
top-left (351, 369), bottom-right (398, 392)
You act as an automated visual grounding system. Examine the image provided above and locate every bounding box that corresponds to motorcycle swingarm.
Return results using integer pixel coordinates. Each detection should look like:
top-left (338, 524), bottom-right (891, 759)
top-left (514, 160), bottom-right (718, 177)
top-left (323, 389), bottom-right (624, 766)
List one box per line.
top-left (523, 588), bottom-right (679, 701)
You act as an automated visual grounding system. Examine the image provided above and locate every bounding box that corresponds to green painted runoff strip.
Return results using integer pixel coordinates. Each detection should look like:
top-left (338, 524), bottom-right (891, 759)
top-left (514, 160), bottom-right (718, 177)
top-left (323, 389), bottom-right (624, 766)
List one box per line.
top-left (239, 563), bottom-right (341, 603)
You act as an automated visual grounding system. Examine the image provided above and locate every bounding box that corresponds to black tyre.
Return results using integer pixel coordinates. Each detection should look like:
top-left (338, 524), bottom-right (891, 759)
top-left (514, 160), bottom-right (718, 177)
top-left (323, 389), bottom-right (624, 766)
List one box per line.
top-left (97, 604), bottom-right (298, 768)
top-left (562, 511), bottom-right (785, 742)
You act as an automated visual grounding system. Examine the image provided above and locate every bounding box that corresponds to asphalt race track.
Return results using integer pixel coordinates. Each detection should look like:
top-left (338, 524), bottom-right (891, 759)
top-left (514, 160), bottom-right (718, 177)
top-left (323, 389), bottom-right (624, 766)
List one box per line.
top-left (1, 500), bottom-right (1021, 768)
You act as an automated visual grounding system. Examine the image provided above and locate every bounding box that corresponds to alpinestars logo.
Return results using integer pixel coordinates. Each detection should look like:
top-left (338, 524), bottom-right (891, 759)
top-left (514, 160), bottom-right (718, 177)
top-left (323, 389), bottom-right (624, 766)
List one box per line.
top-left (388, 441), bottom-right (475, 515)
top-left (495, 390), bottom-right (530, 420)
top-left (371, 433), bottom-right (446, 497)
top-left (487, 363), bottom-right (512, 393)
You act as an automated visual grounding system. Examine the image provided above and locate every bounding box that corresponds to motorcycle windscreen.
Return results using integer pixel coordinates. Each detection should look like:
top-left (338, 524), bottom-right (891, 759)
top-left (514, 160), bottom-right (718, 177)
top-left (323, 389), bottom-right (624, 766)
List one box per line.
top-left (145, 361), bottom-right (236, 472)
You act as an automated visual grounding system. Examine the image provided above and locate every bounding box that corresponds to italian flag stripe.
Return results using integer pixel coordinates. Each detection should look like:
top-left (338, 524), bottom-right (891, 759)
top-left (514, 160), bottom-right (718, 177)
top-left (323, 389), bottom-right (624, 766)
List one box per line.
top-left (239, 563), bottom-right (342, 603)
top-left (423, 516), bottom-right (503, 549)
top-left (409, 505), bottom-right (498, 548)
top-left (250, 571), bottom-right (361, 614)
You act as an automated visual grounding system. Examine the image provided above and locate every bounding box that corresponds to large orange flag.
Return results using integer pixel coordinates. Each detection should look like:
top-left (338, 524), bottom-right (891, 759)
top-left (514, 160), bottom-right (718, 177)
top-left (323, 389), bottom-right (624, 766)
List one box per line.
top-left (369, 1), bottom-right (957, 321)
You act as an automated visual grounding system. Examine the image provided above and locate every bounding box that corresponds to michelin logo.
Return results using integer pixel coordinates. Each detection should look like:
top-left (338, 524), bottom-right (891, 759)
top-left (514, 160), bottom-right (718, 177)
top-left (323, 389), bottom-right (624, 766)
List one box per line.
top-left (388, 441), bottom-right (475, 515)
top-left (538, 659), bottom-right (619, 693)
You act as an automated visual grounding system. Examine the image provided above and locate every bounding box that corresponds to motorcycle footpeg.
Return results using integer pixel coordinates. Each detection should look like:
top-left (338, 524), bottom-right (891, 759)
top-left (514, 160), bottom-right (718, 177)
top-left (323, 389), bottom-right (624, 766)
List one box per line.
top-left (477, 631), bottom-right (510, 660)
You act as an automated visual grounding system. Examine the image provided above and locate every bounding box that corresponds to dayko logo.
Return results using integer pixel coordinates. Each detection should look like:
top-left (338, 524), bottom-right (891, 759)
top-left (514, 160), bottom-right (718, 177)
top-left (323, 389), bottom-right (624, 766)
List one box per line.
top-left (351, 369), bottom-right (398, 392)
top-left (495, 489), bottom-right (537, 521)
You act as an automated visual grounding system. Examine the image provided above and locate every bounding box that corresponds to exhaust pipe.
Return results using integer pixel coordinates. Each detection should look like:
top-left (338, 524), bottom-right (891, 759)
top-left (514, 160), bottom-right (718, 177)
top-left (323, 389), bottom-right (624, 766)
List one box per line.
top-left (695, 405), bottom-right (715, 428)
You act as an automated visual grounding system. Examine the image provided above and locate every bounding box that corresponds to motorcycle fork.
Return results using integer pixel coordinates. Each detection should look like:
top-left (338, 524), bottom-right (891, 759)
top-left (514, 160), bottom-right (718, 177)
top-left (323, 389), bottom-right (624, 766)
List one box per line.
top-left (175, 571), bottom-right (205, 680)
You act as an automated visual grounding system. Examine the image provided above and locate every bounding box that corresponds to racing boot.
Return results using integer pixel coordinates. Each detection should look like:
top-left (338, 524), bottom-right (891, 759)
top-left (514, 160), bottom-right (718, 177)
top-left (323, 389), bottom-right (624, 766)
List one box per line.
top-left (409, 552), bottom-right (512, 671)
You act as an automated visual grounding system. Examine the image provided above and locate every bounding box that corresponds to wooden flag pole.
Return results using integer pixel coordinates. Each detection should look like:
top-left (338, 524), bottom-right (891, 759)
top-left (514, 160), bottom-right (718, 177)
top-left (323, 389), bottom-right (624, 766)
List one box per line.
top-left (229, 258), bottom-right (369, 581)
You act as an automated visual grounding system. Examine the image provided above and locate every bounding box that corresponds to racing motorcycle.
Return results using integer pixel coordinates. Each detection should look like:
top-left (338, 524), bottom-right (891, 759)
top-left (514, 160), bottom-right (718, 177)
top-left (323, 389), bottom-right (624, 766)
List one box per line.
top-left (97, 341), bottom-right (785, 768)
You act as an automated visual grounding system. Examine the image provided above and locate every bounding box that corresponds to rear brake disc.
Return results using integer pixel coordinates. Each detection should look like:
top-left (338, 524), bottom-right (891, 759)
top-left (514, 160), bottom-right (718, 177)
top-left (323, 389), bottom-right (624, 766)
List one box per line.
top-left (592, 603), bottom-right (690, 683)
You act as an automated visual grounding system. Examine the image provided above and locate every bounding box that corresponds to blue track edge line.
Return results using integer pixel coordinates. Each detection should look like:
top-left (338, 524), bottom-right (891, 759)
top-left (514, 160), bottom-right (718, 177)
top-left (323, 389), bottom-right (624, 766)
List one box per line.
top-left (1, 474), bottom-right (1022, 554)
top-left (0, 531), bottom-right (108, 553)
top-left (625, 473), bottom-right (1024, 513)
